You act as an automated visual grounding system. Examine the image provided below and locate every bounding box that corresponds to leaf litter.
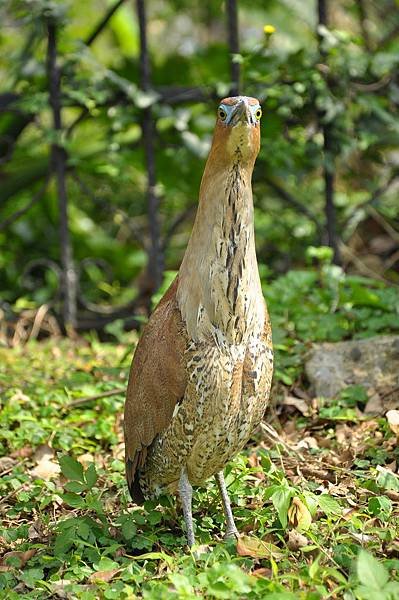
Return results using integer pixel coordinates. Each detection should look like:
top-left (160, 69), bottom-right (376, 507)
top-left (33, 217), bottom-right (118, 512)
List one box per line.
top-left (0, 338), bottom-right (398, 598)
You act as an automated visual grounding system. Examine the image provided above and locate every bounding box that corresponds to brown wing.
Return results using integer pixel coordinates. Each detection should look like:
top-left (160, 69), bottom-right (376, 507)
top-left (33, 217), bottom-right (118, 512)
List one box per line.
top-left (124, 276), bottom-right (188, 503)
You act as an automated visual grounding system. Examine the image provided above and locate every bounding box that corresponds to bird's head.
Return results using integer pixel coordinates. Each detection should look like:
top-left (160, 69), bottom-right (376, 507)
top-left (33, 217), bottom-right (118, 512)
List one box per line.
top-left (211, 96), bottom-right (261, 167)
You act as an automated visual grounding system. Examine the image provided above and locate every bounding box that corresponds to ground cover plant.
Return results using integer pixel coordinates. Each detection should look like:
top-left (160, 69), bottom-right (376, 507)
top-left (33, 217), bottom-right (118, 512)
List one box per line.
top-left (1, 267), bottom-right (399, 599)
top-left (1, 0), bottom-right (398, 597)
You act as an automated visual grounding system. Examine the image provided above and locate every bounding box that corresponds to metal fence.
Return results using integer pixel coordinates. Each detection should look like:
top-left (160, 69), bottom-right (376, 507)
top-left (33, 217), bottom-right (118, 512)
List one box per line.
top-left (1, 0), bottom-right (341, 337)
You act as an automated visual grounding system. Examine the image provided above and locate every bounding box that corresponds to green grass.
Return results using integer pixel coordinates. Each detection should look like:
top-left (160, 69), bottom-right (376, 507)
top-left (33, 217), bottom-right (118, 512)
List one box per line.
top-left (1, 267), bottom-right (399, 598)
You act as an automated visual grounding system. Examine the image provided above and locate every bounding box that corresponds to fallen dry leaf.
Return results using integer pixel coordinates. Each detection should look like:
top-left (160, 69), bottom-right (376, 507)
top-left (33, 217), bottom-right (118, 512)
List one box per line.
top-left (28, 520), bottom-right (47, 542)
top-left (88, 568), bottom-right (121, 583)
top-left (251, 567), bottom-right (273, 578)
top-left (10, 447), bottom-right (33, 459)
top-left (364, 392), bottom-right (383, 415)
top-left (288, 497), bottom-right (312, 531)
top-left (77, 453), bottom-right (96, 468)
top-left (0, 457), bottom-right (17, 474)
top-left (296, 436), bottom-right (318, 450)
top-left (0, 549), bottom-right (36, 571)
top-left (283, 395), bottom-right (311, 417)
top-left (342, 507), bottom-right (359, 521)
top-left (350, 532), bottom-right (373, 543)
top-left (51, 579), bottom-right (96, 599)
top-left (236, 535), bottom-right (283, 559)
top-left (51, 580), bottom-right (72, 600)
top-left (247, 453), bottom-right (265, 480)
top-left (248, 453), bottom-right (260, 469)
top-left (30, 445), bottom-right (60, 480)
top-left (386, 410), bottom-right (399, 436)
top-left (113, 442), bottom-right (125, 461)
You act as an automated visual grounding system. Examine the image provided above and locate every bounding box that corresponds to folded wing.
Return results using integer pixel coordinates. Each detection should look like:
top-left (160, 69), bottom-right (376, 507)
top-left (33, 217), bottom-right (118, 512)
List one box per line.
top-left (124, 277), bottom-right (188, 502)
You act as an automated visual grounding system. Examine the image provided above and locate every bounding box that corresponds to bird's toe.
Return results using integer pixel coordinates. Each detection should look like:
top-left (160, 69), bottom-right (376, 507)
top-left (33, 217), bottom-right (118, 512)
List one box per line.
top-left (223, 528), bottom-right (239, 541)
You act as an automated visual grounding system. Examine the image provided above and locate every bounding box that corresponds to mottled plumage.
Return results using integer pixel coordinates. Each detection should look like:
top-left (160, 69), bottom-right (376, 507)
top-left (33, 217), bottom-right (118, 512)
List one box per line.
top-left (124, 96), bottom-right (273, 546)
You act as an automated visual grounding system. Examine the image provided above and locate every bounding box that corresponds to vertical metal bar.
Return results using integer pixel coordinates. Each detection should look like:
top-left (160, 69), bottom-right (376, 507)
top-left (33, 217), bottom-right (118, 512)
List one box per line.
top-left (317, 0), bottom-right (340, 264)
top-left (47, 20), bottom-right (77, 332)
top-left (317, 0), bottom-right (327, 26)
top-left (136, 0), bottom-right (163, 294)
top-left (226, 0), bottom-right (240, 96)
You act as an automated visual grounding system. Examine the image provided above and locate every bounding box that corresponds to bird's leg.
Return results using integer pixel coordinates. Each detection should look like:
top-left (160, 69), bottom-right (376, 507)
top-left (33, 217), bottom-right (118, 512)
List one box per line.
top-left (178, 468), bottom-right (195, 547)
top-left (215, 471), bottom-right (239, 540)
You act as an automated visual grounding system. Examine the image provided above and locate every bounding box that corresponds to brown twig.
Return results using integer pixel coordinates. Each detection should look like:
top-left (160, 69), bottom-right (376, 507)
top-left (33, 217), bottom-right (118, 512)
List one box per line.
top-left (340, 241), bottom-right (399, 286)
top-left (352, 74), bottom-right (391, 92)
top-left (260, 422), bottom-right (304, 460)
top-left (66, 388), bottom-right (126, 409)
top-left (380, 385), bottom-right (399, 401)
top-left (367, 205), bottom-right (399, 244)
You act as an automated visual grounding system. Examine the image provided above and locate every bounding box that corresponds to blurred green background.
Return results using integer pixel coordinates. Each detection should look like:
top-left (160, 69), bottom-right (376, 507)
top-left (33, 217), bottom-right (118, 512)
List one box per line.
top-left (0, 0), bottom-right (398, 336)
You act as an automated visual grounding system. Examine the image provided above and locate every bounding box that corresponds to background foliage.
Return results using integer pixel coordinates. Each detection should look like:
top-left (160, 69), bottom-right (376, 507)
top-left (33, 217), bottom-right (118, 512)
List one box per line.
top-left (1, 0), bottom-right (398, 331)
top-left (1, 0), bottom-right (399, 598)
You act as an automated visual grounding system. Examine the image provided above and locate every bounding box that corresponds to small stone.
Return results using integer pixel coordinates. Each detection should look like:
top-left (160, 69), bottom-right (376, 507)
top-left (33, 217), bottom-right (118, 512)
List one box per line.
top-left (306, 335), bottom-right (399, 399)
top-left (287, 529), bottom-right (309, 551)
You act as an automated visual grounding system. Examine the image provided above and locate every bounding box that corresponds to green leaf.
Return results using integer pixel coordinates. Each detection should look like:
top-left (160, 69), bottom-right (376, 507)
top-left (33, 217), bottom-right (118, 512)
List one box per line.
top-left (147, 510), bottom-right (162, 525)
top-left (20, 568), bottom-right (44, 589)
top-left (376, 467), bottom-right (399, 492)
top-left (287, 497), bottom-right (312, 531)
top-left (121, 519), bottom-right (137, 539)
top-left (64, 481), bottom-right (87, 493)
top-left (85, 463), bottom-right (98, 489)
top-left (308, 554), bottom-right (320, 579)
top-left (62, 492), bottom-right (86, 509)
top-left (318, 494), bottom-right (342, 516)
top-left (270, 486), bottom-right (293, 528)
top-left (368, 496), bottom-right (392, 520)
top-left (54, 533), bottom-right (74, 556)
top-left (356, 550), bottom-right (389, 590)
top-left (354, 585), bottom-right (388, 600)
top-left (58, 455), bottom-right (85, 483)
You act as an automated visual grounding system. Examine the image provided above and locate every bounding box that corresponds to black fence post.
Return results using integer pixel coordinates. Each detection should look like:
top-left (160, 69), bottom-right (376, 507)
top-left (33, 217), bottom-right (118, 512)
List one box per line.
top-left (47, 19), bottom-right (77, 332)
top-left (317, 0), bottom-right (341, 265)
top-left (136, 0), bottom-right (163, 297)
top-left (226, 0), bottom-right (240, 96)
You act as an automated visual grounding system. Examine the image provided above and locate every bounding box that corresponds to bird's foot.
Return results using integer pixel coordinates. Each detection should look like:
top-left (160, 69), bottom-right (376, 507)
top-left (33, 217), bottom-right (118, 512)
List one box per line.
top-left (223, 528), bottom-right (239, 541)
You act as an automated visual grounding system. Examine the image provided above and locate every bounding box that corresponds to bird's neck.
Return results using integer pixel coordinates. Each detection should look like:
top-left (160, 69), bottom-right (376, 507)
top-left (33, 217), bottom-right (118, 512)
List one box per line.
top-left (177, 159), bottom-right (264, 344)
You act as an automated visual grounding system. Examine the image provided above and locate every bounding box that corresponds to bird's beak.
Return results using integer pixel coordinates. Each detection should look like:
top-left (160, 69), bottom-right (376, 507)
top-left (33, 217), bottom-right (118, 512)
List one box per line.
top-left (230, 99), bottom-right (252, 126)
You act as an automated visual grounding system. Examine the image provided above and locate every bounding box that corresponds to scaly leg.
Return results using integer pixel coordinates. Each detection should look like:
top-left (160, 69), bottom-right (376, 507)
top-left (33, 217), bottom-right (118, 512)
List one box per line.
top-left (215, 471), bottom-right (239, 540)
top-left (178, 468), bottom-right (195, 547)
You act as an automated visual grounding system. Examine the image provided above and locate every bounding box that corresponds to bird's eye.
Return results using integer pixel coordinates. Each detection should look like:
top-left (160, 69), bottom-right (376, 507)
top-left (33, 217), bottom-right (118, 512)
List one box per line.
top-left (255, 108), bottom-right (262, 120)
top-left (218, 107), bottom-right (227, 121)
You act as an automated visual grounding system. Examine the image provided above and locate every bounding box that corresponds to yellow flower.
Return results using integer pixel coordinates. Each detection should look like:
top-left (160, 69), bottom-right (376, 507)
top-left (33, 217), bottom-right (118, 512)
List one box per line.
top-left (263, 24), bottom-right (276, 35)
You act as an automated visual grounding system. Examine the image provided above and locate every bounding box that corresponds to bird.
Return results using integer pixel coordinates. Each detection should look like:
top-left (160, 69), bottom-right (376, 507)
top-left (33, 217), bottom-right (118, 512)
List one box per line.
top-left (124, 95), bottom-right (273, 547)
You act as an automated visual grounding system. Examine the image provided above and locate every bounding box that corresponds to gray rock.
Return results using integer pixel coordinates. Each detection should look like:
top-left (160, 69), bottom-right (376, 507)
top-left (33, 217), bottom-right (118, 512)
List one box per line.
top-left (305, 335), bottom-right (399, 400)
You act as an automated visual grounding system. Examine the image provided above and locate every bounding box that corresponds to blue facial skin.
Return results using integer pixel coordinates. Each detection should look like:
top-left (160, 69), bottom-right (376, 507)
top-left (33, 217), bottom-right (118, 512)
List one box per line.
top-left (218, 100), bottom-right (262, 127)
